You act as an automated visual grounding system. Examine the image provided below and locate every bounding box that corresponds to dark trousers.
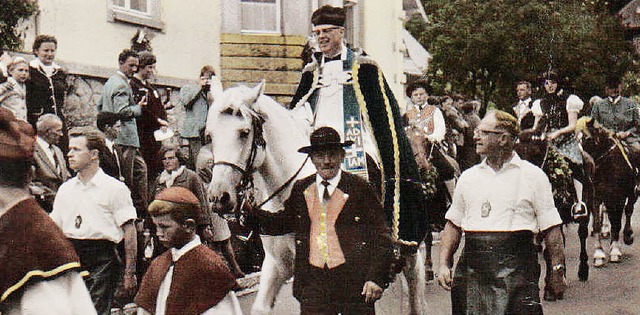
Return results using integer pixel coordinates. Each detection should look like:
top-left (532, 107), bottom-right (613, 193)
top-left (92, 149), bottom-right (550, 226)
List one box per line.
top-left (298, 265), bottom-right (375, 315)
top-left (185, 136), bottom-right (204, 171)
top-left (451, 231), bottom-right (542, 315)
top-left (120, 146), bottom-right (148, 218)
top-left (71, 239), bottom-right (121, 315)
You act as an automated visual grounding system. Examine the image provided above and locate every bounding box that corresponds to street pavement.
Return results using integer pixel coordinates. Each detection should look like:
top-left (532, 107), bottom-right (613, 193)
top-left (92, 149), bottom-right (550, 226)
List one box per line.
top-left (239, 210), bottom-right (640, 314)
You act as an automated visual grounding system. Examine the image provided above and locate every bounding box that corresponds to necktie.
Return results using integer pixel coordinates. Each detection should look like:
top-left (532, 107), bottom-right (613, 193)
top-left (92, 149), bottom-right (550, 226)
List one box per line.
top-left (49, 144), bottom-right (60, 174)
top-left (321, 180), bottom-right (331, 203)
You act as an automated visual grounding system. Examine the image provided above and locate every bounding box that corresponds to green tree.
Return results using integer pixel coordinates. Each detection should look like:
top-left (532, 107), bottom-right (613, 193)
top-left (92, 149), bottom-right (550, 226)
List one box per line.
top-left (0, 0), bottom-right (38, 50)
top-left (407, 0), bottom-right (637, 112)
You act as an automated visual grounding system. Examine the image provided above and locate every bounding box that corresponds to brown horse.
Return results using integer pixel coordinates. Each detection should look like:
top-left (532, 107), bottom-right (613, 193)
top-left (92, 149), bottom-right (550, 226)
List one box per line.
top-left (516, 131), bottom-right (591, 301)
top-left (577, 117), bottom-right (636, 267)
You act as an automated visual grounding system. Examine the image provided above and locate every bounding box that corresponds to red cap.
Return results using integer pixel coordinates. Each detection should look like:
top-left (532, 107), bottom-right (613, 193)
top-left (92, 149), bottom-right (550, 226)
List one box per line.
top-left (0, 108), bottom-right (35, 161)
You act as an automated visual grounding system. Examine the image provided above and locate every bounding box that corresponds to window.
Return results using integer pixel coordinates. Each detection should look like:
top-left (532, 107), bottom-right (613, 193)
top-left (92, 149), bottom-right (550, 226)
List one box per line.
top-left (241, 0), bottom-right (281, 33)
top-left (107, 0), bottom-right (164, 30)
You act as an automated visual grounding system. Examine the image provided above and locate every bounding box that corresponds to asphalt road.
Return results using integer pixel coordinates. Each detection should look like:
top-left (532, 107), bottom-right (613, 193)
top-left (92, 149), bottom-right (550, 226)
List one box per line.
top-left (239, 210), bottom-right (640, 314)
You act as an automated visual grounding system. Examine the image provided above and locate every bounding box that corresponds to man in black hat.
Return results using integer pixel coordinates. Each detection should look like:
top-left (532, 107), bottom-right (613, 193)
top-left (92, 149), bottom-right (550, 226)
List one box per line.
top-left (258, 126), bottom-right (393, 314)
top-left (290, 4), bottom-right (426, 252)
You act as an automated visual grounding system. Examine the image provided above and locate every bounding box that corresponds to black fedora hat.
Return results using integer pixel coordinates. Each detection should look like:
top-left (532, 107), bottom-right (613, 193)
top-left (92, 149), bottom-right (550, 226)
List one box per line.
top-left (298, 126), bottom-right (354, 154)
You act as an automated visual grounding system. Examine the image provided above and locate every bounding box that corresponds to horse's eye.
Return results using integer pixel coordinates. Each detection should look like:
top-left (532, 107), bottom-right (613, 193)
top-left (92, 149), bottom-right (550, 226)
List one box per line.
top-left (239, 129), bottom-right (251, 139)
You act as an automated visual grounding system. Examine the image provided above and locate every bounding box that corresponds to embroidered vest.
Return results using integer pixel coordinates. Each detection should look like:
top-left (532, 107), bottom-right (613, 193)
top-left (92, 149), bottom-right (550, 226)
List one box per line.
top-left (405, 105), bottom-right (436, 135)
top-left (135, 245), bottom-right (237, 315)
top-left (304, 184), bottom-right (348, 269)
top-left (0, 199), bottom-right (81, 303)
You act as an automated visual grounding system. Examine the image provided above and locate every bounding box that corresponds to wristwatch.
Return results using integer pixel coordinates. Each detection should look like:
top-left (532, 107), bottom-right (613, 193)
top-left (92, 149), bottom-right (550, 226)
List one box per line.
top-left (551, 264), bottom-right (565, 272)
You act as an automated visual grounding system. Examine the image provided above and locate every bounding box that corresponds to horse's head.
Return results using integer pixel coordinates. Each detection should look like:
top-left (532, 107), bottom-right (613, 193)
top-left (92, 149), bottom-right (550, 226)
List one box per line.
top-left (206, 80), bottom-right (267, 214)
top-left (576, 116), bottom-right (615, 158)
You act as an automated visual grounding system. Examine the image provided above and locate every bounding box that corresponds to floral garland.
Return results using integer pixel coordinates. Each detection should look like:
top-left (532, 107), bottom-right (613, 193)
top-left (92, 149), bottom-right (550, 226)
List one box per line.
top-left (419, 163), bottom-right (439, 201)
top-left (542, 146), bottom-right (574, 219)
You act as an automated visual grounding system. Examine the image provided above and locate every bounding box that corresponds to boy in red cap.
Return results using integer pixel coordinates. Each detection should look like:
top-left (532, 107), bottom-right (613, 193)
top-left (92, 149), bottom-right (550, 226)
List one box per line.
top-left (135, 186), bottom-right (241, 315)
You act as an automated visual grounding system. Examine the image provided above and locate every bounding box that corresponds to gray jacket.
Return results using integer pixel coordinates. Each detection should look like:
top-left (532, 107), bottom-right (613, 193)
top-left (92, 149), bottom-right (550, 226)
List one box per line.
top-left (97, 72), bottom-right (141, 147)
top-left (178, 84), bottom-right (209, 139)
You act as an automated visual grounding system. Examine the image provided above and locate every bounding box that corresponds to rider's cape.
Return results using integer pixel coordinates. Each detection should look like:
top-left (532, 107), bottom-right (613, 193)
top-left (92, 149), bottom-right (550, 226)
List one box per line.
top-left (290, 49), bottom-right (427, 245)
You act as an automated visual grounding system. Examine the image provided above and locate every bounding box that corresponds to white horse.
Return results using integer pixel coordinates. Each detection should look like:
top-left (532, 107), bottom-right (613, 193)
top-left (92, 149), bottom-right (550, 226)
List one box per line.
top-left (206, 81), bottom-right (315, 314)
top-left (206, 81), bottom-right (427, 314)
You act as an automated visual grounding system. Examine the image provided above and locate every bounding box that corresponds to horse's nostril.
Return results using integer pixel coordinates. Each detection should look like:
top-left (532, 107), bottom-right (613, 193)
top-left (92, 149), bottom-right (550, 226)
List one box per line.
top-left (220, 192), bottom-right (230, 205)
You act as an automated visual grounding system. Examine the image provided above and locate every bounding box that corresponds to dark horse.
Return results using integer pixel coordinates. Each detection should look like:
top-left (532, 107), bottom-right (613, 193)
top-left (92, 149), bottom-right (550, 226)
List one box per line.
top-left (577, 117), bottom-right (636, 267)
top-left (405, 126), bottom-right (460, 281)
top-left (515, 130), bottom-right (591, 300)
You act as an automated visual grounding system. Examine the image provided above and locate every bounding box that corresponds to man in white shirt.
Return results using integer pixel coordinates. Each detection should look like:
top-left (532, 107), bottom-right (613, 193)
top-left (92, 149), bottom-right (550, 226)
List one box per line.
top-left (51, 127), bottom-right (138, 315)
top-left (135, 186), bottom-right (240, 315)
top-left (437, 110), bottom-right (567, 314)
top-left (30, 114), bottom-right (70, 212)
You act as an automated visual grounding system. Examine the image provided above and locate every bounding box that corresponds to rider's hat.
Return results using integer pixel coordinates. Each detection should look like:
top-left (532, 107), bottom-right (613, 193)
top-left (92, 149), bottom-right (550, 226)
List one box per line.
top-left (0, 107), bottom-right (35, 161)
top-left (311, 5), bottom-right (346, 27)
top-left (298, 126), bottom-right (354, 154)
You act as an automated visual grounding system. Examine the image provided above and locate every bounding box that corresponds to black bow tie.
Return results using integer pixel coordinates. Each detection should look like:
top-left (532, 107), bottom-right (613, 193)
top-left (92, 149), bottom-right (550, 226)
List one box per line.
top-left (325, 54), bottom-right (341, 62)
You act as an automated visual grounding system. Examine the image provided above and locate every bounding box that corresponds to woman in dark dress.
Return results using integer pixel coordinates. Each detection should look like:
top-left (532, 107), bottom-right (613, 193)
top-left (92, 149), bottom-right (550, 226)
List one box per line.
top-left (532, 70), bottom-right (587, 219)
top-left (130, 51), bottom-right (168, 180)
top-left (26, 34), bottom-right (68, 150)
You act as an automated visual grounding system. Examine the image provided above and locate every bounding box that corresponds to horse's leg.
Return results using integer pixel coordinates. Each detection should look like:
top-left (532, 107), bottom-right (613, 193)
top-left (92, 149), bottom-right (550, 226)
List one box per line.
top-left (623, 193), bottom-right (636, 245)
top-left (593, 202), bottom-right (607, 267)
top-left (403, 250), bottom-right (426, 315)
top-left (578, 217), bottom-right (589, 281)
top-left (423, 232), bottom-right (434, 281)
top-left (251, 234), bottom-right (295, 315)
top-left (608, 205), bottom-right (624, 263)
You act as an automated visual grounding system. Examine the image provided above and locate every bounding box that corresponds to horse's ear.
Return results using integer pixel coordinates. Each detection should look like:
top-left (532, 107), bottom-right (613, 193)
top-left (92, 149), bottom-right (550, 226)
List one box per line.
top-left (209, 74), bottom-right (224, 103)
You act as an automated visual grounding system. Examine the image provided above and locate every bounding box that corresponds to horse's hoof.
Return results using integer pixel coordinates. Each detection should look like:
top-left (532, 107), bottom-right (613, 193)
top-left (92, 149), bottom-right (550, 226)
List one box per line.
top-left (594, 249), bottom-right (606, 267)
top-left (425, 270), bottom-right (434, 281)
top-left (543, 290), bottom-right (557, 302)
top-left (610, 247), bottom-right (622, 263)
top-left (601, 231), bottom-right (610, 239)
top-left (624, 230), bottom-right (634, 245)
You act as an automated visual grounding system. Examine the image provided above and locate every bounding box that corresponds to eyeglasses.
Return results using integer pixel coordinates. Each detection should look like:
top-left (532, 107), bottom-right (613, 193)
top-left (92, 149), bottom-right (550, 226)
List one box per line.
top-left (311, 26), bottom-right (342, 37)
top-left (474, 128), bottom-right (508, 137)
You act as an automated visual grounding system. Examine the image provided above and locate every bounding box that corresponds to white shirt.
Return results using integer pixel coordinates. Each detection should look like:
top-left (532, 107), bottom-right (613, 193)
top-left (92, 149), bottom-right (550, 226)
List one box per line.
top-left (513, 97), bottom-right (532, 122)
top-left (445, 153), bottom-right (562, 232)
top-left (311, 44), bottom-right (380, 166)
top-left (36, 136), bottom-right (58, 171)
top-left (51, 168), bottom-right (137, 243)
top-left (315, 169), bottom-right (342, 199)
top-left (147, 236), bottom-right (242, 315)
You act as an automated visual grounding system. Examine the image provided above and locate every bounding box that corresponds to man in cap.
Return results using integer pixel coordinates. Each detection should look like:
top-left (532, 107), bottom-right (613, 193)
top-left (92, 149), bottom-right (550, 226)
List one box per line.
top-left (290, 4), bottom-right (426, 253)
top-left (135, 186), bottom-right (241, 315)
top-left (591, 78), bottom-right (640, 162)
top-left (438, 110), bottom-right (566, 314)
top-left (50, 126), bottom-right (138, 315)
top-left (0, 107), bottom-right (96, 314)
top-left (258, 126), bottom-right (393, 314)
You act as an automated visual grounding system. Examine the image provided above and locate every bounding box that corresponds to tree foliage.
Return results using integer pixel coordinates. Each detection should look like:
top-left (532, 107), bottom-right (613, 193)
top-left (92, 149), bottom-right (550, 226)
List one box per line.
top-left (0, 0), bottom-right (38, 50)
top-left (407, 0), bottom-right (637, 111)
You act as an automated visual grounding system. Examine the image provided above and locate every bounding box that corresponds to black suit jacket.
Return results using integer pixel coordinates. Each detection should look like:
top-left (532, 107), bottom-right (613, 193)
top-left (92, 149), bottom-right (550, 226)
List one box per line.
top-left (259, 172), bottom-right (393, 299)
top-left (99, 144), bottom-right (124, 181)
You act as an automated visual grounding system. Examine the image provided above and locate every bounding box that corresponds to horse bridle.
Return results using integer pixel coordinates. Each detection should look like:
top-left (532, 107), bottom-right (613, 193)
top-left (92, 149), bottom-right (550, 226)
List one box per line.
top-left (211, 109), bottom-right (309, 215)
top-left (212, 113), bottom-right (265, 212)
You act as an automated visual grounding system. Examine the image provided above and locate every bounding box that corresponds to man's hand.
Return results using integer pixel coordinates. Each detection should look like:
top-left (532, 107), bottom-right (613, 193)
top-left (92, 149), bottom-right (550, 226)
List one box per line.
top-left (361, 281), bottom-right (383, 303)
top-left (123, 270), bottom-right (137, 297)
top-left (138, 95), bottom-right (148, 107)
top-left (546, 130), bottom-right (560, 141)
top-left (437, 265), bottom-right (453, 291)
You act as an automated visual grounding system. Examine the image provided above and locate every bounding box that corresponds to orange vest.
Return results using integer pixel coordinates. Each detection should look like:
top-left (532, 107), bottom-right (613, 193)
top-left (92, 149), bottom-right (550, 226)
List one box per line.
top-left (304, 184), bottom-right (348, 269)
